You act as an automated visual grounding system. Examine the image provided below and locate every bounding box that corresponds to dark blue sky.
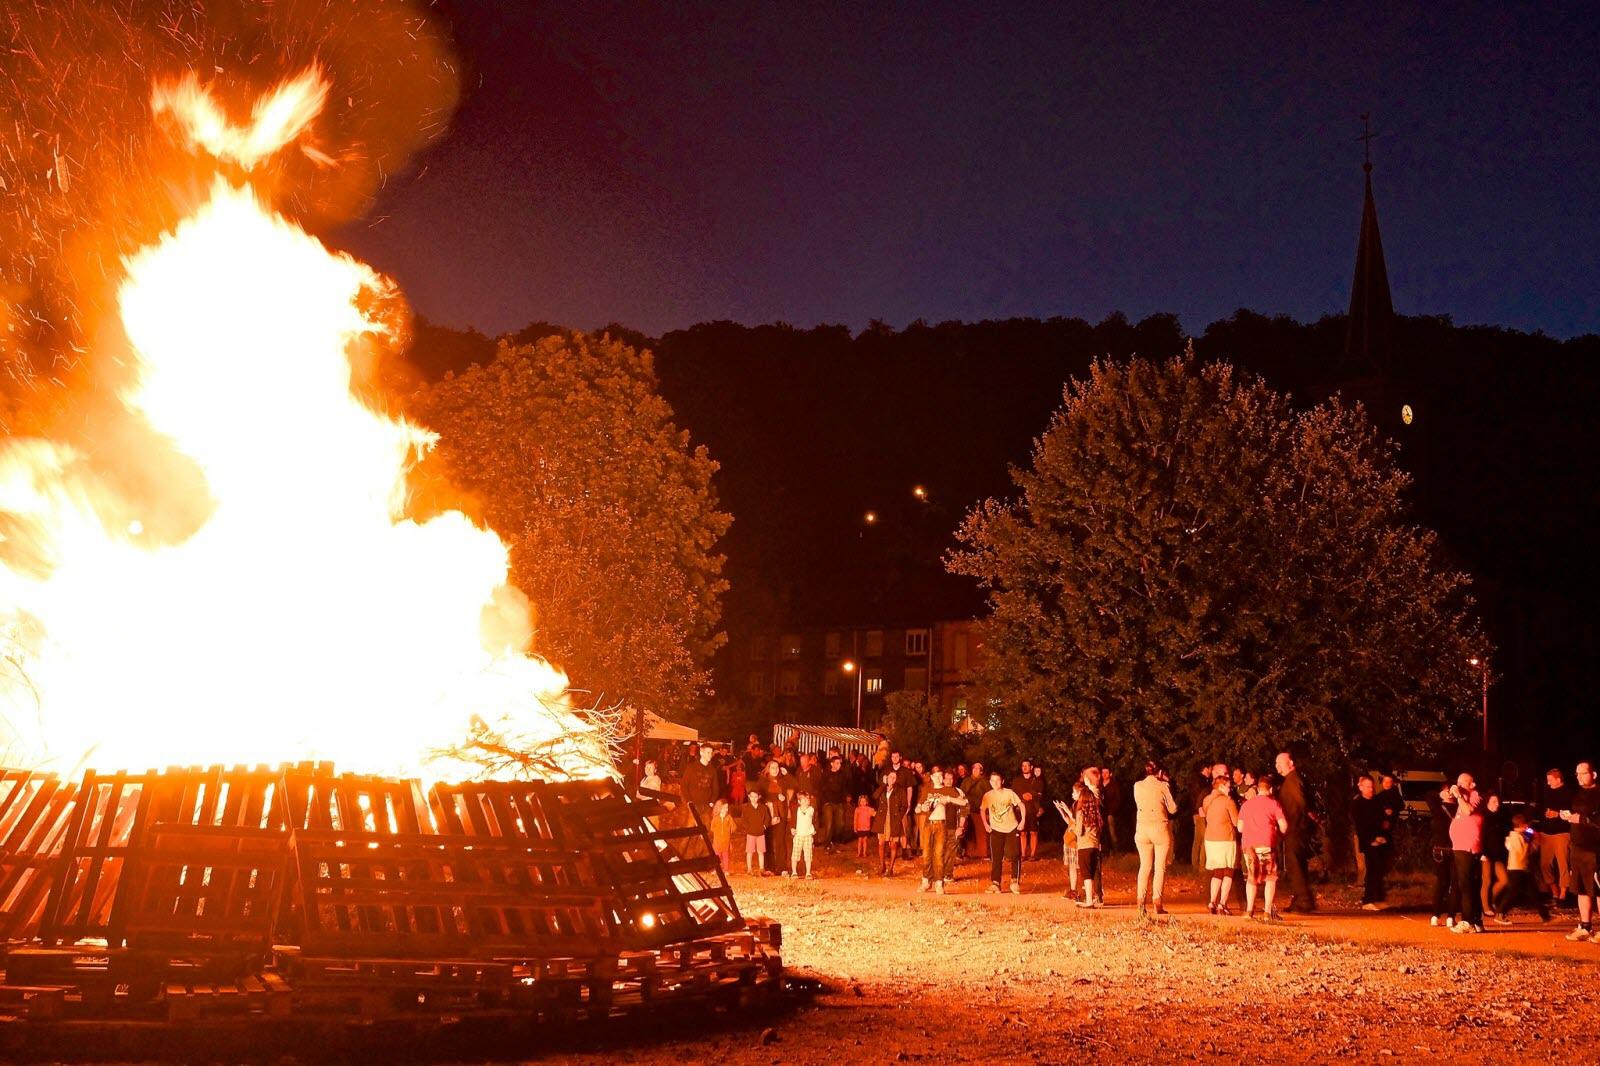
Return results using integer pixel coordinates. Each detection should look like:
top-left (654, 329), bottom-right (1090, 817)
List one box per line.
top-left (337, 2), bottom-right (1600, 339)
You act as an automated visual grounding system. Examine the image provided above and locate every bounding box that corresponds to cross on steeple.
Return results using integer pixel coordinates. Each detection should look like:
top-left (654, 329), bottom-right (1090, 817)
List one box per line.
top-left (1358, 112), bottom-right (1376, 174)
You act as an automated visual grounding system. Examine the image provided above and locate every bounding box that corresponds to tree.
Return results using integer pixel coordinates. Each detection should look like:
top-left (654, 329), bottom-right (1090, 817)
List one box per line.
top-left (949, 354), bottom-right (1485, 786)
top-left (881, 690), bottom-right (962, 767)
top-left (409, 332), bottom-right (731, 719)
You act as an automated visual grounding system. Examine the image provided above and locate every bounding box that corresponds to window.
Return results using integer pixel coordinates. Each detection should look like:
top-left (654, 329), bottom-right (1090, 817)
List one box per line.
top-left (903, 667), bottom-right (927, 693)
top-left (905, 628), bottom-right (929, 655)
top-left (952, 696), bottom-right (970, 727)
top-left (747, 672), bottom-right (769, 696)
top-left (781, 633), bottom-right (802, 658)
top-left (865, 671), bottom-right (884, 694)
top-left (823, 672), bottom-right (839, 696)
top-left (750, 635), bottom-right (767, 662)
top-left (779, 669), bottom-right (800, 696)
top-left (865, 630), bottom-right (884, 657)
top-left (824, 631), bottom-right (842, 657)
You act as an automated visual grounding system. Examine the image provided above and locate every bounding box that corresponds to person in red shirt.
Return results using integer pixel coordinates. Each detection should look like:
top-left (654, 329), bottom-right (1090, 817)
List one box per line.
top-left (1238, 773), bottom-right (1289, 922)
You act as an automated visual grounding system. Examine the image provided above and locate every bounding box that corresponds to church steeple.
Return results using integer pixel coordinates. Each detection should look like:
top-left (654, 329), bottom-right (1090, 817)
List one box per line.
top-left (1345, 114), bottom-right (1394, 376)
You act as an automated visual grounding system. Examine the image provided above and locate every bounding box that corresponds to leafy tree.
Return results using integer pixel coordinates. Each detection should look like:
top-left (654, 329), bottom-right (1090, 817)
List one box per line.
top-left (949, 354), bottom-right (1485, 787)
top-left (409, 332), bottom-right (731, 719)
top-left (881, 690), bottom-right (962, 767)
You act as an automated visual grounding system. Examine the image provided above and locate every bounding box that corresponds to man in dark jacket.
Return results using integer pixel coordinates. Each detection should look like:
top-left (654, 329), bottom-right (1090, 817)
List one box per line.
top-left (1275, 751), bottom-right (1316, 912)
top-left (818, 754), bottom-right (848, 849)
top-left (680, 744), bottom-right (721, 825)
top-left (1563, 761), bottom-right (1600, 940)
top-left (1351, 775), bottom-right (1396, 907)
top-left (1539, 767), bottom-right (1574, 909)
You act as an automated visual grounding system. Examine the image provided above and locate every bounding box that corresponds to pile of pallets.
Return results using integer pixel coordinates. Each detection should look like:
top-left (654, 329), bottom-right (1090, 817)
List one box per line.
top-left (0, 764), bottom-right (780, 1050)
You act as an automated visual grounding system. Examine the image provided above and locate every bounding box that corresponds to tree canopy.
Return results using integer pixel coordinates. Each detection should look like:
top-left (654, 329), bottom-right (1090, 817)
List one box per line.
top-left (408, 331), bottom-right (730, 719)
top-left (949, 353), bottom-right (1485, 781)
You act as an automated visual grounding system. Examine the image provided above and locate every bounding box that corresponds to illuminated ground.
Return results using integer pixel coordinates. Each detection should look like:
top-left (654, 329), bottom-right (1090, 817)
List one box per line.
top-left (538, 849), bottom-right (1600, 1065)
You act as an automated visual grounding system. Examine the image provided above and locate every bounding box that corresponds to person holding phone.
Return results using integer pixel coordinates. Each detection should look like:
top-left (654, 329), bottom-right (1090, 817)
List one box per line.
top-left (1563, 761), bottom-right (1600, 940)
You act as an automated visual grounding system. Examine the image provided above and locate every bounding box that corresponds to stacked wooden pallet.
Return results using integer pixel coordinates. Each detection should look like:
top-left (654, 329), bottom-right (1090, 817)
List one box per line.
top-left (0, 764), bottom-right (781, 1041)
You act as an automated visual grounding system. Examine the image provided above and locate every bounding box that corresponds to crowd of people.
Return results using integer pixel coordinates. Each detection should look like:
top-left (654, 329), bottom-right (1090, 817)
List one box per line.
top-left (649, 737), bottom-right (1600, 940)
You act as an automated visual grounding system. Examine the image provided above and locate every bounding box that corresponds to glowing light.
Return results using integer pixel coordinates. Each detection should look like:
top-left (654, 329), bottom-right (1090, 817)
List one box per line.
top-left (0, 70), bottom-right (605, 782)
top-left (863, 511), bottom-right (877, 526)
top-left (841, 660), bottom-right (857, 674)
top-left (152, 68), bottom-right (330, 170)
top-left (912, 485), bottom-right (927, 501)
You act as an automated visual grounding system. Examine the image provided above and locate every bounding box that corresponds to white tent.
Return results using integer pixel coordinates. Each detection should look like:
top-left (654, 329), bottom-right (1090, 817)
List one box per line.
top-left (642, 710), bottom-right (698, 742)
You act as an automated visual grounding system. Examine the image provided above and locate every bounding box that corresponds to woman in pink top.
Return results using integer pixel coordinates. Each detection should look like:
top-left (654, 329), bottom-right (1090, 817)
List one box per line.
top-left (1444, 774), bottom-right (1484, 933)
top-left (1238, 774), bottom-right (1289, 922)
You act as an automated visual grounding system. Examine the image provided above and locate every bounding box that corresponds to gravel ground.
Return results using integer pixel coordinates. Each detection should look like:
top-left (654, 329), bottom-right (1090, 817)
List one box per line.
top-left (541, 847), bottom-right (1600, 1065)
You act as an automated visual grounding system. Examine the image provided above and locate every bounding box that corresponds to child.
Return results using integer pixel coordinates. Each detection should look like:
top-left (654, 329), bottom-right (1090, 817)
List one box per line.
top-left (709, 798), bottom-right (736, 873)
top-left (791, 792), bottom-right (818, 879)
top-left (737, 791), bottom-right (771, 874)
top-left (1072, 768), bottom-right (1104, 908)
top-left (1061, 790), bottom-right (1080, 896)
top-left (1495, 812), bottom-right (1551, 923)
top-left (854, 795), bottom-right (876, 858)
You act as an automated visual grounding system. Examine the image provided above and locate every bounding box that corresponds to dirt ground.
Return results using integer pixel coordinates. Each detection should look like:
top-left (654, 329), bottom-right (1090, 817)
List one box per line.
top-left (541, 845), bottom-right (1600, 1065)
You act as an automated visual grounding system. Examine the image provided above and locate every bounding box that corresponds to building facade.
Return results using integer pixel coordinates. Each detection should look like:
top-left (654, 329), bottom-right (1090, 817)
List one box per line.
top-left (741, 619), bottom-right (985, 731)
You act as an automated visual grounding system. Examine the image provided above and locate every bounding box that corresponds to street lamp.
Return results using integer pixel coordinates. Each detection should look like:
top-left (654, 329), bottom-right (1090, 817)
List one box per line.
top-left (911, 485), bottom-right (927, 502)
top-left (862, 510), bottom-right (878, 526)
top-left (840, 659), bottom-right (864, 730)
top-left (1469, 656), bottom-right (1489, 753)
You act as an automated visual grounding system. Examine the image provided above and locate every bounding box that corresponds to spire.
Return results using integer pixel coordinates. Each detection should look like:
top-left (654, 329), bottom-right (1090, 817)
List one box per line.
top-left (1345, 113), bottom-right (1393, 375)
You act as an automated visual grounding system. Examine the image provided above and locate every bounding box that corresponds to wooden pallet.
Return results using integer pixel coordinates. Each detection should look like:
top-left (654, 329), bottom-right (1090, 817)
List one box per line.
top-left (0, 771), bottom-right (79, 947)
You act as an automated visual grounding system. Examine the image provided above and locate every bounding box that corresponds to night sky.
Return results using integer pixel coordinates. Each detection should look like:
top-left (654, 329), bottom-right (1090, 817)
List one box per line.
top-left (337, 2), bottom-right (1600, 340)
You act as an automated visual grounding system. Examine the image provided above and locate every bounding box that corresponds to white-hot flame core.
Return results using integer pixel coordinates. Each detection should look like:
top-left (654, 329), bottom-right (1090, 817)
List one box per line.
top-left (0, 72), bottom-right (605, 781)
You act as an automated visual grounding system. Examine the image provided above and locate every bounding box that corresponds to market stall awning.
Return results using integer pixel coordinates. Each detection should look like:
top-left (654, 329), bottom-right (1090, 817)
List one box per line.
top-left (644, 710), bottom-right (699, 742)
top-left (771, 723), bottom-right (883, 758)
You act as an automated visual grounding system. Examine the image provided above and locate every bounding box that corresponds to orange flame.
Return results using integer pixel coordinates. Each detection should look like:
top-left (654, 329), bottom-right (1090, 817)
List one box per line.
top-left (0, 70), bottom-right (606, 781)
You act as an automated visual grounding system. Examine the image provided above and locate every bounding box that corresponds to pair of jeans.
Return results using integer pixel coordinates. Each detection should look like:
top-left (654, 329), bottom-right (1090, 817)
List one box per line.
top-left (1134, 823), bottom-right (1171, 903)
top-left (1431, 845), bottom-right (1455, 916)
top-left (989, 829), bottom-right (1021, 884)
top-left (1452, 849), bottom-right (1482, 926)
top-left (820, 802), bottom-right (846, 846)
top-left (1359, 842), bottom-right (1390, 903)
top-left (923, 821), bottom-right (950, 881)
top-left (1497, 868), bottom-right (1546, 918)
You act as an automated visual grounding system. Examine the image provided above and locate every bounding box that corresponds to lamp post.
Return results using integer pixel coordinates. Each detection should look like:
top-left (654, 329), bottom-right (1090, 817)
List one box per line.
top-left (841, 659), bottom-right (864, 730)
top-left (1468, 656), bottom-right (1489, 753)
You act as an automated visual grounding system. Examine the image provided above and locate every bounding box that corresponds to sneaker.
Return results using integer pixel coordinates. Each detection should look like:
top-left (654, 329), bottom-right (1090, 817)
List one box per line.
top-left (918, 877), bottom-right (930, 892)
top-left (935, 880), bottom-right (946, 895)
top-left (1493, 915), bottom-right (1512, 926)
top-left (987, 882), bottom-right (1001, 894)
top-left (1469, 924), bottom-right (1484, 934)
top-left (1566, 926), bottom-right (1592, 942)
top-left (781, 870), bottom-right (791, 878)
top-left (1010, 882), bottom-right (1021, 895)
top-left (1074, 899), bottom-right (1094, 908)
top-left (1429, 915), bottom-right (1441, 927)
top-left (1450, 921), bottom-right (1470, 934)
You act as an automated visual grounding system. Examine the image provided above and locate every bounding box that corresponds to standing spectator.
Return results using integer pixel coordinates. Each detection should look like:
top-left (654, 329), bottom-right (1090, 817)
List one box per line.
top-left (873, 769), bottom-right (912, 877)
top-left (1072, 767), bottom-right (1104, 908)
top-left (791, 793), bottom-right (818, 879)
top-left (1538, 767), bottom-right (1573, 910)
top-left (962, 762), bottom-right (991, 859)
top-left (1351, 774), bottom-right (1395, 909)
top-left (793, 752), bottom-right (822, 804)
top-left (681, 744), bottom-right (721, 825)
top-left (738, 791), bottom-right (771, 874)
top-left (1563, 760), bottom-right (1600, 940)
top-left (1427, 781), bottom-right (1458, 928)
top-left (1275, 751), bottom-right (1317, 913)
top-left (1012, 761), bottom-right (1041, 862)
top-left (1133, 761), bottom-right (1178, 917)
top-left (1496, 812), bottom-right (1550, 924)
top-left (1190, 764), bottom-right (1212, 869)
top-left (917, 767), bottom-right (969, 894)
top-left (913, 765), bottom-right (933, 862)
top-left (854, 794), bottom-right (876, 858)
top-left (1201, 772), bottom-right (1241, 915)
top-left (1029, 764), bottom-right (1049, 859)
top-left (1239, 773), bottom-right (1289, 921)
top-left (709, 798), bottom-right (736, 873)
top-left (872, 739), bottom-right (891, 770)
top-left (1444, 773), bottom-right (1485, 934)
top-left (639, 760), bottom-right (663, 797)
top-left (1101, 769), bottom-right (1124, 853)
top-left (819, 754), bottom-right (848, 850)
top-left (981, 771), bottom-right (1026, 894)
top-left (1480, 793), bottom-right (1511, 919)
top-left (729, 759), bottom-right (747, 805)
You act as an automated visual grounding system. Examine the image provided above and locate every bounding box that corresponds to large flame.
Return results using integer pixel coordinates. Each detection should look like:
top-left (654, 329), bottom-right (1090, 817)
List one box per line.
top-left (0, 70), bottom-right (605, 780)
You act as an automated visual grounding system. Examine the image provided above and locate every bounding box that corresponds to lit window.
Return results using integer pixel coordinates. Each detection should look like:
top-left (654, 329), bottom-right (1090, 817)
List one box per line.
top-left (953, 697), bottom-right (970, 726)
top-left (865, 672), bottom-right (884, 694)
top-left (905, 629), bottom-right (929, 655)
top-left (779, 669), bottom-right (799, 696)
top-left (866, 630), bottom-right (884, 657)
top-left (824, 631), bottom-right (841, 657)
top-left (781, 633), bottom-right (802, 658)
